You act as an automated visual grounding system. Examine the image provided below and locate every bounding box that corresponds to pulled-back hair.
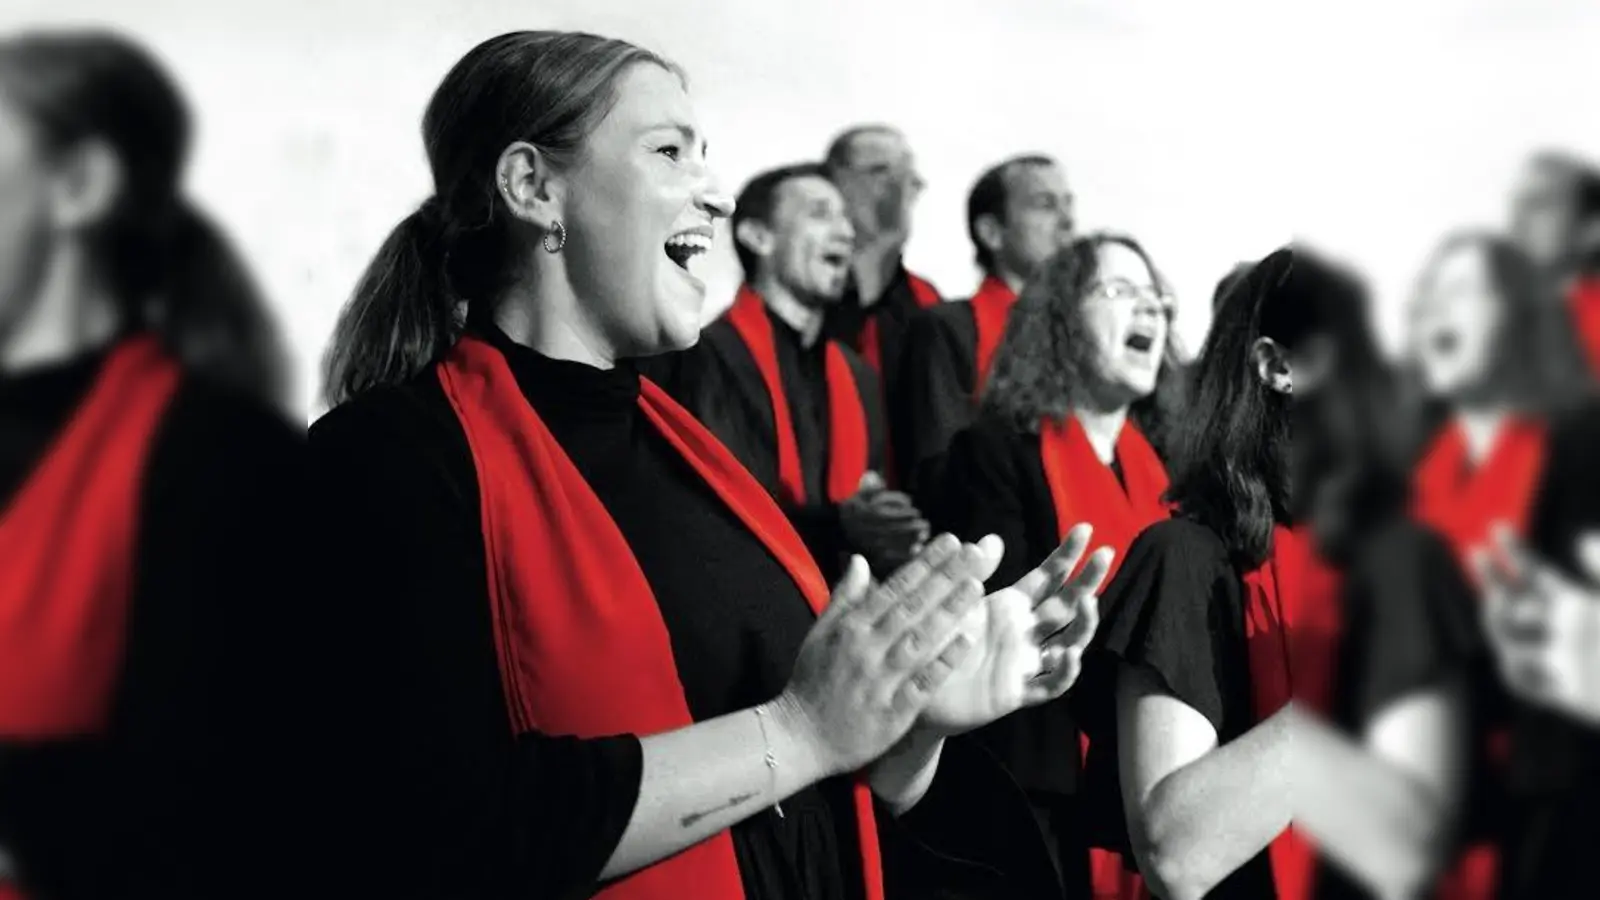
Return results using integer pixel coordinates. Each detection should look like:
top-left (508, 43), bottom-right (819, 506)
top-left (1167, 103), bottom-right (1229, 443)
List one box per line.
top-left (320, 31), bottom-right (682, 407)
top-left (982, 232), bottom-right (1184, 456)
top-left (0, 30), bottom-right (290, 410)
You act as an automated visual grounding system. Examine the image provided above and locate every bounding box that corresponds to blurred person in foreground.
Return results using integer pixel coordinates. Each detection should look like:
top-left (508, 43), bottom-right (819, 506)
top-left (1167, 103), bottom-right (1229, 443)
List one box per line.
top-left (896, 154), bottom-right (1077, 506)
top-left (1076, 246), bottom-right (1474, 900)
top-left (1509, 151), bottom-right (1600, 376)
top-left (313, 31), bottom-right (1116, 900)
top-left (934, 232), bottom-right (1182, 900)
top-left (0, 29), bottom-right (302, 900)
top-left (1407, 229), bottom-right (1600, 900)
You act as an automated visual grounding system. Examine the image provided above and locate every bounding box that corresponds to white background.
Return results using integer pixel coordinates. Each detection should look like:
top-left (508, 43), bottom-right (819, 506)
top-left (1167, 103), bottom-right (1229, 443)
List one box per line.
top-left (5, 0), bottom-right (1599, 420)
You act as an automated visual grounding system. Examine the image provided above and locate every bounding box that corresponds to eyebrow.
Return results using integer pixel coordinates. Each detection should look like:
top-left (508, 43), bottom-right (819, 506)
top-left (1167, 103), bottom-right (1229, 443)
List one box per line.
top-left (644, 121), bottom-right (708, 155)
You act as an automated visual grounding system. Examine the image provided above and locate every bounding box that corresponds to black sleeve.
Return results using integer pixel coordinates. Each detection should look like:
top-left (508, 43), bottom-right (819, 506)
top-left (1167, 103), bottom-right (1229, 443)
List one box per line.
top-left (307, 390), bottom-right (643, 900)
top-left (898, 308), bottom-right (977, 505)
top-left (935, 420), bottom-right (1039, 590)
top-left (1083, 520), bottom-right (1244, 737)
top-left (1336, 521), bottom-right (1482, 729)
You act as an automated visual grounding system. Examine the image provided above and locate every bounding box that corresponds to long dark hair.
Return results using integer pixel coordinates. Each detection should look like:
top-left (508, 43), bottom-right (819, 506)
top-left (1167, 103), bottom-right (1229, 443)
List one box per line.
top-left (320, 31), bottom-right (682, 407)
top-left (982, 232), bottom-right (1184, 455)
top-left (1164, 246), bottom-right (1383, 566)
top-left (1409, 229), bottom-right (1592, 417)
top-left (0, 30), bottom-right (290, 410)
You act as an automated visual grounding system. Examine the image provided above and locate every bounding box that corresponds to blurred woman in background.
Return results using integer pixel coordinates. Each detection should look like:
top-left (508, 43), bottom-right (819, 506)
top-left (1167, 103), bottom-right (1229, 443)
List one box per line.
top-left (1080, 246), bottom-right (1474, 900)
top-left (934, 232), bottom-right (1183, 900)
top-left (1406, 230), bottom-right (1599, 900)
top-left (0, 29), bottom-right (301, 900)
top-left (311, 30), bottom-right (1112, 900)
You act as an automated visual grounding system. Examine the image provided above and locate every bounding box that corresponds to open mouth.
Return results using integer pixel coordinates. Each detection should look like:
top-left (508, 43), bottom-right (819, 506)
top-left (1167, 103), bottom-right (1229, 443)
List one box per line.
top-left (665, 231), bottom-right (712, 271)
top-left (1124, 333), bottom-right (1156, 353)
top-left (820, 249), bottom-right (851, 268)
top-left (1430, 331), bottom-right (1459, 355)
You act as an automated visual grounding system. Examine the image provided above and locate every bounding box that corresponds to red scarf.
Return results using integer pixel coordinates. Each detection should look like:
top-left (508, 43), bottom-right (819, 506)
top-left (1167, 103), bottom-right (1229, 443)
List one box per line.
top-left (1243, 526), bottom-right (1343, 900)
top-left (0, 335), bottom-right (181, 741)
top-left (1411, 417), bottom-right (1548, 900)
top-left (855, 269), bottom-right (940, 376)
top-left (1039, 414), bottom-right (1168, 900)
top-left (969, 276), bottom-right (1018, 401)
top-left (436, 335), bottom-right (884, 900)
top-left (1569, 276), bottom-right (1600, 378)
top-left (727, 285), bottom-right (869, 505)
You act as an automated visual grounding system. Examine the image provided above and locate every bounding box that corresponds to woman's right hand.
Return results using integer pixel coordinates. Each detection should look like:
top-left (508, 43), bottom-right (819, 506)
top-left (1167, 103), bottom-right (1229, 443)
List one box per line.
top-left (771, 534), bottom-right (993, 777)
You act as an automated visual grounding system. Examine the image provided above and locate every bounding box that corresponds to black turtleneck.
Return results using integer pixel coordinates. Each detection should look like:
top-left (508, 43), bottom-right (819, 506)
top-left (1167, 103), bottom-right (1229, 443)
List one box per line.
top-left (307, 326), bottom-right (860, 900)
top-left (0, 344), bottom-right (306, 900)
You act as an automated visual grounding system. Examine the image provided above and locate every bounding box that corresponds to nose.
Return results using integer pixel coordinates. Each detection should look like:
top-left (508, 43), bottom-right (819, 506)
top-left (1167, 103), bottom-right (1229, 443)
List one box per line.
top-left (697, 168), bottom-right (736, 220)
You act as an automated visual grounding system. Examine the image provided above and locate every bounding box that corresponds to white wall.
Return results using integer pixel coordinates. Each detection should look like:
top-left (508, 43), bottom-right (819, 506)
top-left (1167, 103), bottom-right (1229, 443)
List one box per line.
top-left (5, 0), bottom-right (1598, 420)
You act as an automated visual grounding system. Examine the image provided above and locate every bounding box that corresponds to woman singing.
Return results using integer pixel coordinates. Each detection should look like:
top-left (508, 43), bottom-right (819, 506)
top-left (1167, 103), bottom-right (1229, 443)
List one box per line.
top-left (0, 30), bottom-right (302, 900)
top-left (935, 233), bottom-right (1182, 900)
top-left (1081, 247), bottom-right (1475, 900)
top-left (310, 31), bottom-right (1112, 900)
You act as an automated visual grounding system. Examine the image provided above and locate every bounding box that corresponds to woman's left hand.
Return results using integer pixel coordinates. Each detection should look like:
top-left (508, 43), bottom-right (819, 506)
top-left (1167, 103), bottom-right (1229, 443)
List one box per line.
top-left (917, 524), bottom-right (1114, 738)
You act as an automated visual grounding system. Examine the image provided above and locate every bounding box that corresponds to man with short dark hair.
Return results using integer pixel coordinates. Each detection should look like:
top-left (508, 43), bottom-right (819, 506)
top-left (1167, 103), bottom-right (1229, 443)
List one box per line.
top-left (1515, 152), bottom-right (1600, 376)
top-left (651, 163), bottom-right (928, 582)
top-left (897, 154), bottom-right (1076, 503)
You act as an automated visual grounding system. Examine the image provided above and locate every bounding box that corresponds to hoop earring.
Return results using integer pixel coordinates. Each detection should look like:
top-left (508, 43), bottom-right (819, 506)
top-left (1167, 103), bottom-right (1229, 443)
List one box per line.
top-left (543, 220), bottom-right (566, 254)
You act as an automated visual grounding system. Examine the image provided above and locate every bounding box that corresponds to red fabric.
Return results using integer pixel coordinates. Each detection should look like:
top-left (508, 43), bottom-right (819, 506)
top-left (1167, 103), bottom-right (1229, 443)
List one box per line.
top-left (1242, 526), bottom-right (1343, 900)
top-left (1039, 415), bottom-right (1169, 900)
top-left (0, 335), bottom-right (181, 739)
top-left (727, 285), bottom-right (869, 505)
top-left (437, 335), bottom-right (884, 900)
top-left (1411, 417), bottom-right (1548, 900)
top-left (969, 277), bottom-right (1018, 401)
top-left (1568, 276), bottom-right (1600, 378)
top-left (855, 270), bottom-right (940, 376)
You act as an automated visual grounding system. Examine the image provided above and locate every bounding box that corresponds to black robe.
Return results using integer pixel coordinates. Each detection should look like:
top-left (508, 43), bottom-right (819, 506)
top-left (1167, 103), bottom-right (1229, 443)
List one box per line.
top-left (896, 300), bottom-right (988, 509)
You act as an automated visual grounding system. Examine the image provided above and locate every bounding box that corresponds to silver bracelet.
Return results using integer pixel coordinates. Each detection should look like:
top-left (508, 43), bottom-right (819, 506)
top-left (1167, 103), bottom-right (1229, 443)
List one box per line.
top-left (753, 704), bottom-right (784, 818)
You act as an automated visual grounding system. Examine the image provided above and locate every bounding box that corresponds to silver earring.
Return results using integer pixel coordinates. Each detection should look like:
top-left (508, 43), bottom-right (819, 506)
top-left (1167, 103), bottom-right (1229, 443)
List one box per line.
top-left (543, 220), bottom-right (566, 254)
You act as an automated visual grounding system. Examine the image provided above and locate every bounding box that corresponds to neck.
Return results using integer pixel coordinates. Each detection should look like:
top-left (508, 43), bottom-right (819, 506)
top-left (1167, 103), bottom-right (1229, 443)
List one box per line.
top-left (0, 245), bottom-right (122, 374)
top-left (850, 237), bottom-right (904, 309)
top-left (1072, 404), bottom-right (1129, 465)
top-left (494, 278), bottom-right (618, 370)
top-left (1456, 404), bottom-right (1512, 464)
top-left (752, 275), bottom-right (824, 348)
top-left (992, 264), bottom-right (1026, 296)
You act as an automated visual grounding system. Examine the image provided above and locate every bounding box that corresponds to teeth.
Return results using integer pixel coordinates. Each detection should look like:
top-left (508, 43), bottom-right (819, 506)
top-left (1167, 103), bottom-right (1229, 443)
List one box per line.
top-left (666, 233), bottom-right (711, 252)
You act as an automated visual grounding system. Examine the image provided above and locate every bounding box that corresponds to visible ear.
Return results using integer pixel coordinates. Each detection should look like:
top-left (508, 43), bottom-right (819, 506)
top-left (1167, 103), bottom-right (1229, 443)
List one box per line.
top-left (497, 141), bottom-right (564, 230)
top-left (49, 139), bottom-right (123, 231)
top-left (734, 218), bottom-right (777, 265)
top-left (974, 212), bottom-right (1004, 261)
top-left (1252, 336), bottom-right (1293, 396)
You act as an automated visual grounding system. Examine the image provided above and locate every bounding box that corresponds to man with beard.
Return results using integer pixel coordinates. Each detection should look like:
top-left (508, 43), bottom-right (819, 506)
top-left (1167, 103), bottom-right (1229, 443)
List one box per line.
top-left (821, 126), bottom-right (943, 483)
top-left (650, 163), bottom-right (929, 583)
top-left (897, 154), bottom-right (1076, 506)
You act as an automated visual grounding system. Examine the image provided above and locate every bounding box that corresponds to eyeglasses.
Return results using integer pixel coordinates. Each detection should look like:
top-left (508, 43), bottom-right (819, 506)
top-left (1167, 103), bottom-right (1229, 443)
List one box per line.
top-left (1090, 280), bottom-right (1170, 306)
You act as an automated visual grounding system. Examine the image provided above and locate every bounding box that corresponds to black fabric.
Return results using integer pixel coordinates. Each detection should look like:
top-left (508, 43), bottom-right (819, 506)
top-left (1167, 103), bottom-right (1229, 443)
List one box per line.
top-left (1496, 399), bottom-right (1600, 900)
top-left (1074, 518), bottom-right (1275, 900)
top-left (308, 324), bottom-right (866, 900)
top-left (898, 300), bottom-right (979, 509)
top-left (644, 308), bottom-right (887, 584)
top-left (825, 265), bottom-right (934, 484)
top-left (1311, 518), bottom-right (1483, 900)
top-left (0, 348), bottom-right (306, 900)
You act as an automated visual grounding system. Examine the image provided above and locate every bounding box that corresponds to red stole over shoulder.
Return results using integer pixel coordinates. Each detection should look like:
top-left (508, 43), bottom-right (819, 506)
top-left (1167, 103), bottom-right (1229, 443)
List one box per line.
top-left (1568, 277), bottom-right (1600, 379)
top-left (727, 285), bottom-right (869, 505)
top-left (436, 335), bottom-right (884, 900)
top-left (856, 269), bottom-right (941, 377)
top-left (0, 335), bottom-right (182, 740)
top-left (1243, 526), bottom-right (1343, 900)
top-left (1411, 417), bottom-right (1547, 900)
top-left (1039, 415), bottom-right (1168, 900)
top-left (969, 276), bottom-right (1017, 401)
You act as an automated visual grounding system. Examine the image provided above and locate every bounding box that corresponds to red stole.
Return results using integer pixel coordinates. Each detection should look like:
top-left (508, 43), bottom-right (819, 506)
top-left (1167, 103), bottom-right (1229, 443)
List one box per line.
top-left (1411, 418), bottom-right (1547, 900)
top-left (969, 276), bottom-right (1018, 401)
top-left (1039, 415), bottom-right (1169, 900)
top-left (727, 285), bottom-right (869, 505)
top-left (1568, 276), bottom-right (1600, 379)
top-left (856, 269), bottom-right (940, 376)
top-left (1242, 526), bottom-right (1343, 900)
top-left (436, 335), bottom-right (885, 900)
top-left (0, 335), bottom-right (181, 740)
